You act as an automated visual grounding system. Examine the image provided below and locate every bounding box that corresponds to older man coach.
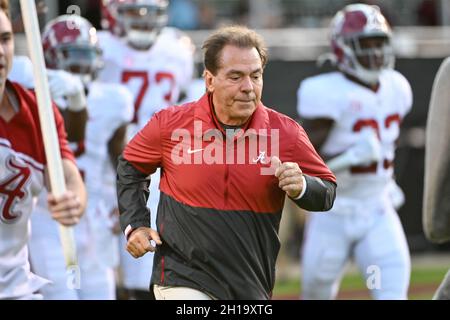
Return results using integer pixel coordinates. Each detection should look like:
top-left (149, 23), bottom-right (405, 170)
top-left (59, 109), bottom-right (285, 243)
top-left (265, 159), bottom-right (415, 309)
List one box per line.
top-left (117, 25), bottom-right (337, 300)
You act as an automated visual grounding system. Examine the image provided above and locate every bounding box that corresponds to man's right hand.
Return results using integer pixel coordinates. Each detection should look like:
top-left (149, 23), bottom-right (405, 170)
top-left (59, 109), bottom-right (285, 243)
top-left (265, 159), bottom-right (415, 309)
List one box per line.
top-left (47, 190), bottom-right (83, 226)
top-left (127, 227), bottom-right (162, 259)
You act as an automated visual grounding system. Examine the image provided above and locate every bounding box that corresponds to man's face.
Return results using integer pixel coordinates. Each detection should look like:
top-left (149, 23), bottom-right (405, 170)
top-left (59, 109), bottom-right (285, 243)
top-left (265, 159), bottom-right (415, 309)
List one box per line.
top-left (205, 45), bottom-right (263, 126)
top-left (0, 10), bottom-right (13, 86)
top-left (354, 36), bottom-right (387, 70)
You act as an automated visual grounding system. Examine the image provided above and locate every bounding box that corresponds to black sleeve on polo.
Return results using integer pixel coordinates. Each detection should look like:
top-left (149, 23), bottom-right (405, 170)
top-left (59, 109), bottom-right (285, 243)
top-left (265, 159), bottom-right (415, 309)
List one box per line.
top-left (291, 175), bottom-right (336, 212)
top-left (116, 154), bottom-right (151, 233)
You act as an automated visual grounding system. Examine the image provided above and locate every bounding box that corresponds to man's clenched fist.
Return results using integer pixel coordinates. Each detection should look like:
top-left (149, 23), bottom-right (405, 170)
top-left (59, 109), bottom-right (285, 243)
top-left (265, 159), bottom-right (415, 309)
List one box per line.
top-left (127, 227), bottom-right (162, 259)
top-left (272, 156), bottom-right (304, 199)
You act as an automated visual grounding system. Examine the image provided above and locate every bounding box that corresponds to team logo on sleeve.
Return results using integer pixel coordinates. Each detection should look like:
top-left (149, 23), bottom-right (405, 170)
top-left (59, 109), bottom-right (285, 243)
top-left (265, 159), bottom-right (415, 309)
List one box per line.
top-left (0, 157), bottom-right (32, 224)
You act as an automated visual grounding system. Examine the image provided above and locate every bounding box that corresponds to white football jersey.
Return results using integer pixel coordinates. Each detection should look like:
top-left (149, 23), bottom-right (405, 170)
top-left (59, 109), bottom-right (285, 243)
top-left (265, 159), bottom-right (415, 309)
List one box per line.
top-left (9, 57), bottom-right (72, 109)
top-left (297, 70), bottom-right (412, 202)
top-left (178, 78), bottom-right (206, 105)
top-left (1, 82), bottom-right (76, 299)
top-left (34, 81), bottom-right (133, 207)
top-left (97, 27), bottom-right (194, 138)
top-left (25, 82), bottom-right (132, 300)
top-left (0, 139), bottom-right (49, 299)
top-left (9, 56), bottom-right (35, 89)
top-left (76, 82), bottom-right (133, 266)
top-left (77, 82), bottom-right (133, 201)
top-left (96, 28), bottom-right (193, 290)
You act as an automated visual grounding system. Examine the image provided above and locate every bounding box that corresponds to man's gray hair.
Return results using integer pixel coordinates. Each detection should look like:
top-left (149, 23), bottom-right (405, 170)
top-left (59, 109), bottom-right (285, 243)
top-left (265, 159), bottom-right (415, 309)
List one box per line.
top-left (202, 25), bottom-right (268, 75)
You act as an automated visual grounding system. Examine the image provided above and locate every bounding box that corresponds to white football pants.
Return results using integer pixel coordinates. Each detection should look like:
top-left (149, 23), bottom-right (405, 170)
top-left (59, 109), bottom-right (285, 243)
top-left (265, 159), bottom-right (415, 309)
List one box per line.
top-left (28, 194), bottom-right (116, 300)
top-left (301, 201), bottom-right (411, 300)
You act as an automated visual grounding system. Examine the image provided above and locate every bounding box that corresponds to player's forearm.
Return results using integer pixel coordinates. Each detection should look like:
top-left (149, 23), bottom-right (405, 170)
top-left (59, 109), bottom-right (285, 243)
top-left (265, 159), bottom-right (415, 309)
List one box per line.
top-left (108, 125), bottom-right (128, 170)
top-left (65, 109), bottom-right (88, 142)
top-left (291, 175), bottom-right (336, 212)
top-left (117, 155), bottom-right (152, 236)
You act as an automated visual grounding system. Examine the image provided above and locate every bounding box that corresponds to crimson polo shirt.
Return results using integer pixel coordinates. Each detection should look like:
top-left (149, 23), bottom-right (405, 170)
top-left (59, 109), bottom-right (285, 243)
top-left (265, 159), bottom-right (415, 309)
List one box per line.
top-left (121, 93), bottom-right (336, 299)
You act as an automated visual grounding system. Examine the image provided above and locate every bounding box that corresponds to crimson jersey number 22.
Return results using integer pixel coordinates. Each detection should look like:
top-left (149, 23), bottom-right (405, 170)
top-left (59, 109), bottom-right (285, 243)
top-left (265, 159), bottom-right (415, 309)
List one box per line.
top-left (122, 71), bottom-right (175, 124)
top-left (351, 113), bottom-right (401, 174)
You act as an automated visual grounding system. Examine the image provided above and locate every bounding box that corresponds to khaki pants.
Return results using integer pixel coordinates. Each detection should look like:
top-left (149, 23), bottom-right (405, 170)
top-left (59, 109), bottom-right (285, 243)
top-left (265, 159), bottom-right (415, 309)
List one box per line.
top-left (153, 285), bottom-right (216, 300)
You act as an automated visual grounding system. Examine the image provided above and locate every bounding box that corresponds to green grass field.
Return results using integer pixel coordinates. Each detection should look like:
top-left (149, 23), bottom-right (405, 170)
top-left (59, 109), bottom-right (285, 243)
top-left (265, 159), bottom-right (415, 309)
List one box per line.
top-left (273, 265), bottom-right (449, 300)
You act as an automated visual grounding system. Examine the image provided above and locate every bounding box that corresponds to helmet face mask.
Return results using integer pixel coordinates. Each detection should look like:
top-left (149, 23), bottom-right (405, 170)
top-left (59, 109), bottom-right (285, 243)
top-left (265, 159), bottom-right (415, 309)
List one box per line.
top-left (102, 0), bottom-right (169, 49)
top-left (57, 45), bottom-right (103, 84)
top-left (120, 5), bottom-right (167, 48)
top-left (330, 4), bottom-right (395, 85)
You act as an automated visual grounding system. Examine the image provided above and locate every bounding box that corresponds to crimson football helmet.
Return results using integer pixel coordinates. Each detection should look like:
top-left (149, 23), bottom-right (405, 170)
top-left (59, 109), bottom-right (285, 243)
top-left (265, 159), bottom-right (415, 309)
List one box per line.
top-left (42, 15), bottom-right (103, 84)
top-left (330, 4), bottom-right (394, 85)
top-left (101, 0), bottom-right (169, 49)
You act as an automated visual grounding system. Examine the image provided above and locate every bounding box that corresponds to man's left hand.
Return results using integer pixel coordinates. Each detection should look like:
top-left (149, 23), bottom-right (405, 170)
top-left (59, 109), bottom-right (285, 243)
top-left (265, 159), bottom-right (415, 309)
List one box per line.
top-left (48, 190), bottom-right (83, 226)
top-left (272, 156), bottom-right (304, 199)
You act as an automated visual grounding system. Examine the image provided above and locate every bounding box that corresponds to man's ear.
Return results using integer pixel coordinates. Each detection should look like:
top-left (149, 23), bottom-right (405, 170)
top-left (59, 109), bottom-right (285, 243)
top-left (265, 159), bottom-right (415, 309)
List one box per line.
top-left (203, 69), bottom-right (214, 93)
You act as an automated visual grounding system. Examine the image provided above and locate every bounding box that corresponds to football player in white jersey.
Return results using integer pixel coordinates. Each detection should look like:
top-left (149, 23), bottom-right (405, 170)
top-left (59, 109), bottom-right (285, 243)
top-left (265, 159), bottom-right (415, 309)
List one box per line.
top-left (24, 15), bottom-right (134, 300)
top-left (98, 0), bottom-right (194, 299)
top-left (0, 0), bottom-right (86, 300)
top-left (297, 4), bottom-right (412, 299)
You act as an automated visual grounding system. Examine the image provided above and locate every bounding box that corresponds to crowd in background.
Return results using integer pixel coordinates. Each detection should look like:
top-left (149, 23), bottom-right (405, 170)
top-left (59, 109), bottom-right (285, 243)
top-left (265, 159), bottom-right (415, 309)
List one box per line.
top-left (37, 0), bottom-right (445, 31)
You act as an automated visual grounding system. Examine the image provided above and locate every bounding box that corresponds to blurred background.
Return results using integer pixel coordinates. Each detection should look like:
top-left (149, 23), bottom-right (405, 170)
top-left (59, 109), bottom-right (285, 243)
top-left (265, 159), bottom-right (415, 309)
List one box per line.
top-left (12, 0), bottom-right (450, 299)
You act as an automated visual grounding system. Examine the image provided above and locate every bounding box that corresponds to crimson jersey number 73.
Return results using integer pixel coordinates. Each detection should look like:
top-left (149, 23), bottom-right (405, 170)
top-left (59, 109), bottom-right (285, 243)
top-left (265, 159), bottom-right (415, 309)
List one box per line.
top-left (122, 71), bottom-right (176, 124)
